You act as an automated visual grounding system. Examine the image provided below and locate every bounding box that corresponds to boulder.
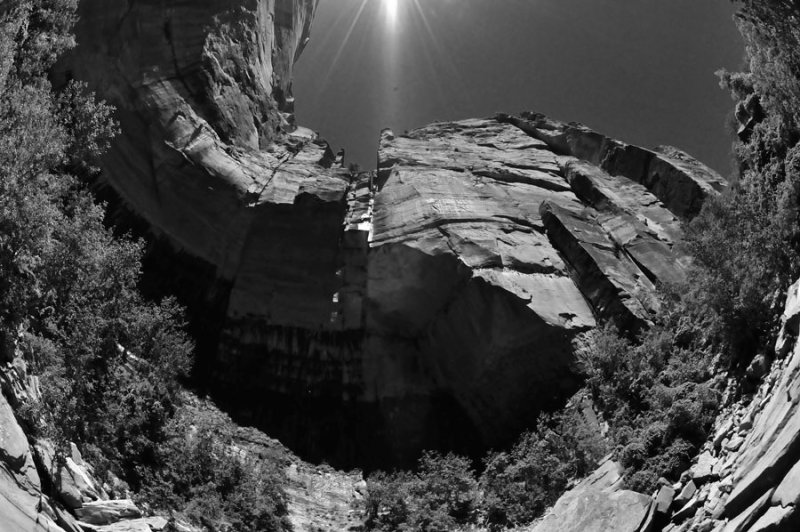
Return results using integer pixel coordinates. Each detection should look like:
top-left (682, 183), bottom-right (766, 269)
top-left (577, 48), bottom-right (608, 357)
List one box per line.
top-left (691, 452), bottom-right (720, 483)
top-left (34, 440), bottom-right (104, 510)
top-left (675, 481), bottom-right (698, 507)
top-left (0, 391), bottom-right (39, 490)
top-left (75, 499), bottom-right (142, 526)
top-left (528, 459), bottom-right (651, 532)
top-left (722, 489), bottom-right (773, 532)
top-left (0, 393), bottom-right (64, 531)
top-left (655, 485), bottom-right (676, 514)
top-left (86, 518), bottom-right (163, 532)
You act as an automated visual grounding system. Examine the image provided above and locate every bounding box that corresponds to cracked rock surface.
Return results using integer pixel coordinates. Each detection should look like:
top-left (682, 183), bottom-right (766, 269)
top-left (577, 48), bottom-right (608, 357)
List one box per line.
top-left (60, 0), bottom-right (725, 468)
top-left (366, 115), bottom-right (722, 460)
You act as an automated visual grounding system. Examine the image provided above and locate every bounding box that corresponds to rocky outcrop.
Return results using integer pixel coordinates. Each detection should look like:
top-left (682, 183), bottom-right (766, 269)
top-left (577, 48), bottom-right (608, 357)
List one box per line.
top-left (367, 116), bottom-right (722, 460)
top-left (0, 392), bottom-right (67, 531)
top-left (75, 499), bottom-right (142, 525)
top-left (501, 113), bottom-right (727, 220)
top-left (59, 0), bottom-right (726, 467)
top-left (56, 0), bottom-right (369, 466)
top-left (284, 460), bottom-right (366, 530)
top-left (34, 440), bottom-right (108, 510)
top-left (525, 459), bottom-right (652, 532)
top-left (179, 397), bottom-right (367, 532)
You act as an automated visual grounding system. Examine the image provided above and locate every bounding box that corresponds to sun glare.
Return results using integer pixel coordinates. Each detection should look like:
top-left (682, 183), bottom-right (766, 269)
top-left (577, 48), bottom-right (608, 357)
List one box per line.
top-left (385, 0), bottom-right (399, 27)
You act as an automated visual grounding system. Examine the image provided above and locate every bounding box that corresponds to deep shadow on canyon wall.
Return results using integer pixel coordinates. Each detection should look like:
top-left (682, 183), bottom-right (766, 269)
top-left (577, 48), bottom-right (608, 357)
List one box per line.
top-left (57, 0), bottom-right (726, 470)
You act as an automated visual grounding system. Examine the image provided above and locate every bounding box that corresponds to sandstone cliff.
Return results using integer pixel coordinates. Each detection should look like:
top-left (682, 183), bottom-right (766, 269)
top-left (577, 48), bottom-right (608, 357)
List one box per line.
top-left (367, 115), bottom-right (724, 460)
top-left (56, 0), bottom-right (727, 468)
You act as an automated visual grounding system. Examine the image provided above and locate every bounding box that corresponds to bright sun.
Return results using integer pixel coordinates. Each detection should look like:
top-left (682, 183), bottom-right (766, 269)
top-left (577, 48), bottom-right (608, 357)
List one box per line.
top-left (385, 0), bottom-right (399, 27)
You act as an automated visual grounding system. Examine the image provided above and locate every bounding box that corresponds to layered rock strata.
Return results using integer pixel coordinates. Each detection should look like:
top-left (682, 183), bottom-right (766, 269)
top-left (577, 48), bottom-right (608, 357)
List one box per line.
top-left (57, 0), bottom-right (370, 465)
top-left (367, 116), bottom-right (723, 458)
top-left (61, 0), bottom-right (726, 467)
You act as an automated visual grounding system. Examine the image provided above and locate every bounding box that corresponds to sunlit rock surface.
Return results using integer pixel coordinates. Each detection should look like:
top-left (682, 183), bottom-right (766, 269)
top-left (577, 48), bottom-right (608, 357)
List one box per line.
top-left (60, 0), bottom-right (726, 468)
top-left (524, 459), bottom-right (651, 532)
top-left (0, 393), bottom-right (65, 531)
top-left (367, 115), bottom-right (723, 458)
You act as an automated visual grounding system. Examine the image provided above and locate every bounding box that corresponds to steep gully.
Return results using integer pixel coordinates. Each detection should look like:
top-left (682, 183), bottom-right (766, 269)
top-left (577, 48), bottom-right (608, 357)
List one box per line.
top-left (54, 0), bottom-right (726, 471)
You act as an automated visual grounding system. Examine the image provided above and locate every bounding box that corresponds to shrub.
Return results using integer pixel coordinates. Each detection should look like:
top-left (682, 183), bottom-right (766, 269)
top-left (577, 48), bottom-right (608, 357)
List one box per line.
top-left (366, 452), bottom-right (480, 532)
top-left (365, 403), bottom-right (607, 531)
top-left (480, 407), bottom-right (607, 529)
top-left (579, 321), bottom-right (720, 492)
top-left (140, 403), bottom-right (291, 532)
top-left (0, 0), bottom-right (213, 512)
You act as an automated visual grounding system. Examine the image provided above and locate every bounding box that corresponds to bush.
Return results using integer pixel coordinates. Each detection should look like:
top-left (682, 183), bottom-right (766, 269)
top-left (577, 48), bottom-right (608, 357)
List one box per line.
top-left (481, 407), bottom-right (607, 529)
top-left (140, 403), bottom-right (291, 532)
top-left (579, 321), bottom-right (720, 492)
top-left (696, 1), bottom-right (800, 363)
top-left (365, 403), bottom-right (607, 531)
top-left (366, 452), bottom-right (480, 532)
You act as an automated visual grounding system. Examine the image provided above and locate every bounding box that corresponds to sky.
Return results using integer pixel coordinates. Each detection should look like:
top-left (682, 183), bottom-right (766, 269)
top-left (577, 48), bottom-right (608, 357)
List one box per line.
top-left (294, 0), bottom-right (745, 175)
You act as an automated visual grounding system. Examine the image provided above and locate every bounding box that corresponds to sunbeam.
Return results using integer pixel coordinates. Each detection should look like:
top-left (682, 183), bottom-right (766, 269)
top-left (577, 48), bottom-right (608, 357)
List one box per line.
top-left (385, 0), bottom-right (399, 28)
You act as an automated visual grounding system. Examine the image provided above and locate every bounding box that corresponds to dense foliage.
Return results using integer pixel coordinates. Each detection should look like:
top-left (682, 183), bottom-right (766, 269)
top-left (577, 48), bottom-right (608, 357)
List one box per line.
top-left (701, 0), bottom-right (800, 358)
top-left (0, 2), bottom-right (289, 529)
top-left (579, 320), bottom-right (720, 492)
top-left (141, 400), bottom-right (292, 532)
top-left (480, 407), bottom-right (607, 528)
top-left (365, 405), bottom-right (607, 531)
top-left (366, 452), bottom-right (481, 532)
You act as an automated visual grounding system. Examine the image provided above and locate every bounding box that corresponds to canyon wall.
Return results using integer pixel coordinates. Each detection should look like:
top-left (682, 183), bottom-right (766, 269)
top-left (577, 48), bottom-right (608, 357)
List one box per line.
top-left (60, 0), bottom-right (726, 468)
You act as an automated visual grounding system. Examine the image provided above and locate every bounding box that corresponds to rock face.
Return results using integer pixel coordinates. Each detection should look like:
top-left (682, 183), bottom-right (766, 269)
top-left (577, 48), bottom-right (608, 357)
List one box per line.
top-left (525, 459), bottom-right (651, 532)
top-left (60, 0), bottom-right (726, 467)
top-left (366, 115), bottom-right (720, 463)
top-left (0, 393), bottom-right (66, 532)
top-left (57, 0), bottom-right (365, 465)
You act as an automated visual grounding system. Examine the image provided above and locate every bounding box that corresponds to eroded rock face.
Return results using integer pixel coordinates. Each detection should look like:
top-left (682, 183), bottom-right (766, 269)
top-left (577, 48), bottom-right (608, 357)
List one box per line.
top-left (61, 0), bottom-right (726, 468)
top-left (0, 393), bottom-right (66, 531)
top-left (366, 116), bottom-right (722, 459)
top-left (58, 0), bottom-right (368, 465)
top-left (525, 459), bottom-right (651, 532)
